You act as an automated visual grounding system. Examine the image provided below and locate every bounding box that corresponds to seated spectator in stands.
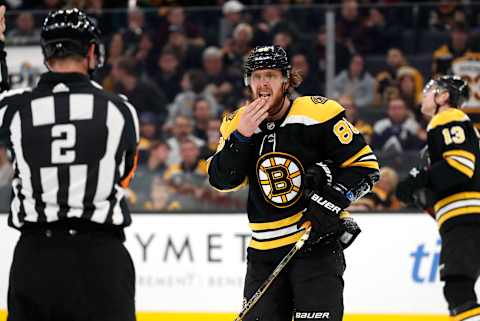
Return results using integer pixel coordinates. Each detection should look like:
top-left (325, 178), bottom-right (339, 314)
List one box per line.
top-left (336, 0), bottom-right (369, 54)
top-left (374, 48), bottom-right (423, 108)
top-left (397, 66), bottom-right (424, 117)
top-left (120, 8), bottom-right (146, 56)
top-left (428, 1), bottom-right (467, 31)
top-left (333, 54), bottom-right (375, 109)
top-left (155, 6), bottom-right (203, 49)
top-left (273, 30), bottom-right (297, 58)
top-left (223, 22), bottom-right (254, 70)
top-left (166, 115), bottom-right (205, 166)
top-left (254, 4), bottom-right (296, 46)
top-left (315, 25), bottom-right (351, 93)
top-left (164, 138), bottom-right (211, 211)
top-left (291, 52), bottom-right (321, 96)
top-left (349, 166), bottom-right (400, 211)
top-left (192, 98), bottom-right (213, 141)
top-left (144, 176), bottom-right (180, 211)
top-left (134, 32), bottom-right (157, 75)
top-left (137, 112), bottom-right (160, 163)
top-left (96, 33), bottom-right (124, 90)
top-left (200, 118), bottom-right (222, 160)
top-left (202, 46), bottom-right (243, 108)
top-left (112, 57), bottom-right (168, 126)
top-left (128, 140), bottom-right (170, 210)
top-left (432, 22), bottom-right (474, 76)
top-left (163, 24), bottom-right (204, 71)
top-left (219, 0), bottom-right (245, 46)
top-left (154, 49), bottom-right (183, 103)
top-left (168, 69), bottom-right (220, 126)
top-left (338, 95), bottom-right (373, 144)
top-left (371, 98), bottom-right (425, 153)
top-left (6, 12), bottom-right (40, 45)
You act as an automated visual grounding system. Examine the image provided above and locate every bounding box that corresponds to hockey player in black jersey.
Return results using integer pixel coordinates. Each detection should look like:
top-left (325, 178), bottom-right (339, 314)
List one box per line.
top-left (208, 45), bottom-right (379, 321)
top-left (397, 75), bottom-right (480, 320)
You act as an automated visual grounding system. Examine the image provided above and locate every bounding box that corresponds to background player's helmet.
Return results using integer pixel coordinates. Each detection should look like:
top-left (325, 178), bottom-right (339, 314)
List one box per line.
top-left (424, 75), bottom-right (470, 108)
top-left (243, 45), bottom-right (291, 86)
top-left (41, 8), bottom-right (105, 70)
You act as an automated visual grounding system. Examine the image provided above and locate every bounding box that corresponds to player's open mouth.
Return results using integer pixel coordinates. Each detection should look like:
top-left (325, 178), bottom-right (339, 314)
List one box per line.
top-left (259, 92), bottom-right (271, 98)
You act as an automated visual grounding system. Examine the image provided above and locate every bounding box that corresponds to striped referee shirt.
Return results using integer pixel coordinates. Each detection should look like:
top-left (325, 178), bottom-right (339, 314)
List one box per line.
top-left (0, 72), bottom-right (139, 228)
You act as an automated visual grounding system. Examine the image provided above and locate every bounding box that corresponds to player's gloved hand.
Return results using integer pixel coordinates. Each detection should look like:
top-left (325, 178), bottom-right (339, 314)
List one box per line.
top-left (298, 162), bottom-right (351, 245)
top-left (338, 215), bottom-right (361, 250)
top-left (396, 167), bottom-right (429, 205)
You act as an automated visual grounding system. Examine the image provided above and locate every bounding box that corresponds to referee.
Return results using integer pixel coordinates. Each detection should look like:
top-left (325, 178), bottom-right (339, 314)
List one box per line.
top-left (1, 8), bottom-right (139, 321)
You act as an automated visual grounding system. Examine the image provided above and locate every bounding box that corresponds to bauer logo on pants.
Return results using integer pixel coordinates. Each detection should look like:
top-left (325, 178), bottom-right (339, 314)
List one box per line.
top-left (295, 311), bottom-right (330, 319)
top-left (256, 152), bottom-right (304, 208)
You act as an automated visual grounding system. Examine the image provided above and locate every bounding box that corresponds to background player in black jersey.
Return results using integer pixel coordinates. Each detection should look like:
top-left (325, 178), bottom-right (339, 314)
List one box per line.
top-left (397, 76), bottom-right (480, 321)
top-left (0, 9), bottom-right (138, 321)
top-left (208, 45), bottom-right (379, 321)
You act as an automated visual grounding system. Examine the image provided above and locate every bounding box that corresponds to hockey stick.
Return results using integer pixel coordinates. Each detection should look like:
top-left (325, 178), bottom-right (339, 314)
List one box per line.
top-left (234, 224), bottom-right (312, 321)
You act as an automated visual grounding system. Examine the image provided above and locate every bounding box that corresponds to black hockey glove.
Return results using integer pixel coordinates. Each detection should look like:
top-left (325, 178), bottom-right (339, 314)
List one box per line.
top-left (396, 167), bottom-right (429, 205)
top-left (298, 162), bottom-right (351, 245)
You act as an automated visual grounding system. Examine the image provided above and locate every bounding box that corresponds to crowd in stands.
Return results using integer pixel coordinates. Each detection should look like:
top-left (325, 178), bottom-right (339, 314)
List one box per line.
top-left (1, 0), bottom-right (480, 212)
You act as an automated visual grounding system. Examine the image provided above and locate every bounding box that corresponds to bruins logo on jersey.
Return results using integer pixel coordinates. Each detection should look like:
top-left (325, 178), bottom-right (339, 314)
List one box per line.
top-left (310, 96), bottom-right (328, 104)
top-left (256, 152), bottom-right (304, 208)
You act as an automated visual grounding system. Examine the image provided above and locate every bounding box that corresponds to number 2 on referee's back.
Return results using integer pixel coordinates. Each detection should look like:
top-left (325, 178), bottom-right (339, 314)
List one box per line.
top-left (51, 124), bottom-right (76, 164)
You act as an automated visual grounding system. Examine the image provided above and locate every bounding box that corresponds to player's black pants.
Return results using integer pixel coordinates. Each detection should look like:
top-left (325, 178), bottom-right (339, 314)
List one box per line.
top-left (243, 242), bottom-right (345, 321)
top-left (440, 223), bottom-right (480, 317)
top-left (7, 220), bottom-right (136, 321)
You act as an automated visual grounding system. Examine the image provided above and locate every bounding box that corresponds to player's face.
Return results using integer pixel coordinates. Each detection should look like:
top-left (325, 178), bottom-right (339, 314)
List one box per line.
top-left (250, 69), bottom-right (286, 116)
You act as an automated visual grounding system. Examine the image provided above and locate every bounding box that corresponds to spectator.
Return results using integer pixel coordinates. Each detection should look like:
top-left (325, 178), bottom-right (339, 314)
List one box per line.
top-left (397, 66), bottom-right (424, 117)
top-left (333, 54), bottom-right (375, 109)
top-left (335, 0), bottom-right (369, 53)
top-left (6, 12), bottom-right (40, 45)
top-left (202, 46), bottom-right (242, 107)
top-left (371, 98), bottom-right (425, 153)
top-left (166, 115), bottom-right (205, 166)
top-left (254, 4), bottom-right (295, 46)
top-left (200, 118), bottom-right (221, 160)
top-left (223, 22), bottom-right (254, 70)
top-left (428, 1), bottom-right (467, 31)
top-left (432, 22), bottom-right (473, 76)
top-left (134, 32), bottom-right (157, 74)
top-left (219, 0), bottom-right (245, 46)
top-left (338, 95), bottom-right (373, 144)
top-left (144, 176), bottom-right (180, 211)
top-left (129, 140), bottom-right (170, 210)
top-left (192, 98), bottom-right (212, 141)
top-left (155, 6), bottom-right (203, 49)
top-left (374, 48), bottom-right (424, 108)
top-left (137, 112), bottom-right (160, 163)
top-left (111, 57), bottom-right (168, 125)
top-left (120, 8), bottom-right (146, 56)
top-left (164, 138), bottom-right (210, 211)
top-left (96, 33), bottom-right (124, 91)
top-left (163, 24), bottom-right (204, 71)
top-left (153, 48), bottom-right (183, 103)
top-left (291, 52), bottom-right (321, 96)
top-left (314, 25), bottom-right (352, 93)
top-left (168, 69), bottom-right (220, 126)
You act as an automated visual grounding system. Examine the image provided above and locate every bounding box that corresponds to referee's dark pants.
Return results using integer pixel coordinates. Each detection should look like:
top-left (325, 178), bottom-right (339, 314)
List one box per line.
top-left (7, 219), bottom-right (136, 321)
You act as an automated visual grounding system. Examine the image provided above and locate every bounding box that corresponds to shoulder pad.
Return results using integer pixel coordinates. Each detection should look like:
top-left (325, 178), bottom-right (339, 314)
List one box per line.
top-left (220, 106), bottom-right (245, 138)
top-left (283, 96), bottom-right (344, 126)
top-left (427, 108), bottom-right (470, 131)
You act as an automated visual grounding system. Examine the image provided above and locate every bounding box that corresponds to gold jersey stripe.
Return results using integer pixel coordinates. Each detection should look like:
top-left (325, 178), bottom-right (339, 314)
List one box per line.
top-left (340, 145), bottom-right (373, 168)
top-left (443, 149), bottom-right (476, 162)
top-left (446, 158), bottom-right (474, 178)
top-left (438, 206), bottom-right (480, 228)
top-left (347, 160), bottom-right (380, 170)
top-left (452, 306), bottom-right (480, 321)
top-left (434, 191), bottom-right (480, 211)
top-left (249, 211), bottom-right (303, 231)
top-left (249, 230), bottom-right (304, 250)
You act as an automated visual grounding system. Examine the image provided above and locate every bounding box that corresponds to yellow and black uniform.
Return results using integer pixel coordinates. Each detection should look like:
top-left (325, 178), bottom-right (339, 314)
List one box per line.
top-left (425, 108), bottom-right (480, 319)
top-left (208, 95), bottom-right (379, 321)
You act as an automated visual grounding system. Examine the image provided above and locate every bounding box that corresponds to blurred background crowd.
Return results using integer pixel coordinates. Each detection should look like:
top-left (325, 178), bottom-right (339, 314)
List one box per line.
top-left (0, 0), bottom-right (479, 212)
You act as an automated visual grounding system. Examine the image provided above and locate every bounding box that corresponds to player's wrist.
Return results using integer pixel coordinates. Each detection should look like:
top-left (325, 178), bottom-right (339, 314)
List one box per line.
top-left (232, 130), bottom-right (252, 142)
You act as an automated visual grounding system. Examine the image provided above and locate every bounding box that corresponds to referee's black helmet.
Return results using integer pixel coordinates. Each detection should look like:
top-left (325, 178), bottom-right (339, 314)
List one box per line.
top-left (243, 45), bottom-right (291, 86)
top-left (41, 8), bottom-right (105, 70)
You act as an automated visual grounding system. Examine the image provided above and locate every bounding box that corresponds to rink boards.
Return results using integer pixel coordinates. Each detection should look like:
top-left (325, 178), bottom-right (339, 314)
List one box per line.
top-left (0, 213), bottom-right (476, 320)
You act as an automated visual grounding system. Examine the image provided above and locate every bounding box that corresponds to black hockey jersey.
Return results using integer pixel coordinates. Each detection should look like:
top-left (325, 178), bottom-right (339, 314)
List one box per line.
top-left (208, 96), bottom-right (379, 257)
top-left (426, 108), bottom-right (480, 232)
